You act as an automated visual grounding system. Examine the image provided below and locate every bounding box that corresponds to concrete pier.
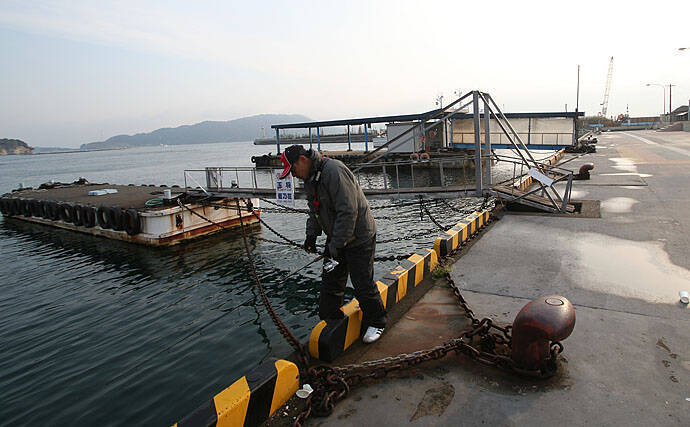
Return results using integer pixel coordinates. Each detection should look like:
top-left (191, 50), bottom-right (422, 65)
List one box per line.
top-left (306, 130), bottom-right (690, 425)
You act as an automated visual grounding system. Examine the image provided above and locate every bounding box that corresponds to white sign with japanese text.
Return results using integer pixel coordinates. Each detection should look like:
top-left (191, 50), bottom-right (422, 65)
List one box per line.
top-left (275, 170), bottom-right (295, 207)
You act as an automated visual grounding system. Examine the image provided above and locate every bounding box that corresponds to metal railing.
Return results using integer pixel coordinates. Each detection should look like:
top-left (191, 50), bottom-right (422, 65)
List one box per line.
top-left (184, 154), bottom-right (493, 197)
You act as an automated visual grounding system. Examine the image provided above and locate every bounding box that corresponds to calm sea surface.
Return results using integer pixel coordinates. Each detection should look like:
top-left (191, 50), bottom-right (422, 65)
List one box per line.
top-left (0, 141), bottom-right (514, 426)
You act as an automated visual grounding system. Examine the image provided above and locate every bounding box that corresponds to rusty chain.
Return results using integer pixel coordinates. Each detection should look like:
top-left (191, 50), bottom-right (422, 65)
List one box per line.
top-left (179, 198), bottom-right (311, 367)
top-left (418, 196), bottom-right (453, 231)
top-left (234, 198), bottom-right (312, 369)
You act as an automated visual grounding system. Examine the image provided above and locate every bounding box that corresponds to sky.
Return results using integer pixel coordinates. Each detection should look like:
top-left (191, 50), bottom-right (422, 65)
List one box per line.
top-left (1, 0), bottom-right (689, 147)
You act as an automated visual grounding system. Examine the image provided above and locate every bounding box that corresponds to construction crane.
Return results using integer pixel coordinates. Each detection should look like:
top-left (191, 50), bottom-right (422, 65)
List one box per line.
top-left (600, 56), bottom-right (614, 117)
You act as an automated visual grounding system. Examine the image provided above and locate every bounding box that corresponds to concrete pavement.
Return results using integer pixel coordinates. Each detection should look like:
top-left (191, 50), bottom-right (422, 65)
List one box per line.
top-left (310, 130), bottom-right (690, 426)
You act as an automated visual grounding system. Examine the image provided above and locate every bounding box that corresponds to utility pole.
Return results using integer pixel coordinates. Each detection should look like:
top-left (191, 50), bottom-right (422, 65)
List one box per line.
top-left (669, 84), bottom-right (672, 120)
top-left (575, 64), bottom-right (580, 113)
top-left (575, 65), bottom-right (580, 143)
top-left (435, 94), bottom-right (446, 148)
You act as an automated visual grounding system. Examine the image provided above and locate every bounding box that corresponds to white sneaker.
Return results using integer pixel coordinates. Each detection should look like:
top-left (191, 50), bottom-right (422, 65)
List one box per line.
top-left (362, 326), bottom-right (385, 344)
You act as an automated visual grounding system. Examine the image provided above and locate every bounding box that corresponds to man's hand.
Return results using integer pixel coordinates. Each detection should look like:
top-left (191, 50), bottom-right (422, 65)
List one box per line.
top-left (327, 241), bottom-right (341, 261)
top-left (304, 235), bottom-right (317, 253)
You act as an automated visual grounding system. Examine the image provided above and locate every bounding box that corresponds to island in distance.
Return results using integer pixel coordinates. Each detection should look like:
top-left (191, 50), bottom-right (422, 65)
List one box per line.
top-left (0, 139), bottom-right (33, 155)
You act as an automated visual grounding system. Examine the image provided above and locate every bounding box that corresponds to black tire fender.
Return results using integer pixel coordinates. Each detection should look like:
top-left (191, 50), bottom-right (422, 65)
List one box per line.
top-left (12, 198), bottom-right (22, 216)
top-left (123, 209), bottom-right (142, 235)
top-left (109, 206), bottom-right (124, 231)
top-left (21, 199), bottom-right (32, 217)
top-left (31, 200), bottom-right (43, 217)
top-left (72, 204), bottom-right (85, 226)
top-left (96, 206), bottom-right (113, 229)
top-left (40, 200), bottom-right (51, 219)
top-left (0, 198), bottom-right (8, 216)
top-left (47, 201), bottom-right (61, 221)
top-left (59, 203), bottom-right (74, 223)
top-left (82, 206), bottom-right (96, 228)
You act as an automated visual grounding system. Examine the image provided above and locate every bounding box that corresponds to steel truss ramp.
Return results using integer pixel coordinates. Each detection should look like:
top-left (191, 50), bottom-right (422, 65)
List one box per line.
top-left (492, 184), bottom-right (575, 213)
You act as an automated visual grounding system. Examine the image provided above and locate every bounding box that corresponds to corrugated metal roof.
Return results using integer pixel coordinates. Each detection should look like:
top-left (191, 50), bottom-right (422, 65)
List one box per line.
top-left (271, 111), bottom-right (584, 129)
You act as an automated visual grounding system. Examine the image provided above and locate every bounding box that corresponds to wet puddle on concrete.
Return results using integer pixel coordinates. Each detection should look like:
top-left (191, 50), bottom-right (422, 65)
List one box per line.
top-left (610, 157), bottom-right (638, 173)
top-left (601, 197), bottom-right (639, 213)
top-left (574, 233), bottom-right (690, 304)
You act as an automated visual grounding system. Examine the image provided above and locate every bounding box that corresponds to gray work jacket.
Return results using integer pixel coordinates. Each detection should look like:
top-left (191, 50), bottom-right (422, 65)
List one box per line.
top-left (304, 151), bottom-right (376, 252)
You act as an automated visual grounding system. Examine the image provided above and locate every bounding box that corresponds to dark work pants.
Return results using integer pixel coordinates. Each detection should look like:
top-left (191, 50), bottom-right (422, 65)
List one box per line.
top-left (320, 235), bottom-right (387, 329)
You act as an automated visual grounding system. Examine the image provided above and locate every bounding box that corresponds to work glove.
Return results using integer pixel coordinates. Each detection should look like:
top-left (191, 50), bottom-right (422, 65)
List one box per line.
top-left (304, 235), bottom-right (317, 253)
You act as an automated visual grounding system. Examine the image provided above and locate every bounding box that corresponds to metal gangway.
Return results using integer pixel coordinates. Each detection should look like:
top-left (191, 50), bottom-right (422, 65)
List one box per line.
top-left (184, 90), bottom-right (574, 213)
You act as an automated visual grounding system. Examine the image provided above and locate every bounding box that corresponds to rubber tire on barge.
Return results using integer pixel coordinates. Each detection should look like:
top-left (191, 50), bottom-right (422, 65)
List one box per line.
top-left (82, 206), bottom-right (97, 228)
top-left (109, 207), bottom-right (125, 231)
top-left (122, 209), bottom-right (142, 235)
top-left (22, 199), bottom-right (33, 217)
top-left (96, 206), bottom-right (113, 229)
top-left (72, 204), bottom-right (85, 227)
top-left (59, 203), bottom-right (74, 223)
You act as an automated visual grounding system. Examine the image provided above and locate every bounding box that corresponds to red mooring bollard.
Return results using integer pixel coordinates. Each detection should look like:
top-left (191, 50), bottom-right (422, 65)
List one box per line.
top-left (575, 163), bottom-right (594, 180)
top-left (511, 296), bottom-right (575, 370)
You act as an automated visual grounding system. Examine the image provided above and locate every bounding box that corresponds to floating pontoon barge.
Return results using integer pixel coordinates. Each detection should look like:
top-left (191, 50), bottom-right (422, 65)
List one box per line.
top-left (0, 181), bottom-right (259, 246)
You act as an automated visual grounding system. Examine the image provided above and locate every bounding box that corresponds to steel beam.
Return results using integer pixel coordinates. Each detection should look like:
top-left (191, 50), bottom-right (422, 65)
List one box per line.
top-left (473, 91), bottom-right (483, 196)
top-left (483, 96), bottom-right (492, 186)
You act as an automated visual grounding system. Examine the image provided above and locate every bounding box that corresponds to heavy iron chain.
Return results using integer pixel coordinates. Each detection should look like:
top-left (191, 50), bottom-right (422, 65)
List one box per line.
top-left (202, 200), bottom-right (437, 244)
top-left (245, 235), bottom-right (414, 261)
top-left (293, 216), bottom-right (563, 427)
top-left (177, 197), bottom-right (311, 367)
top-left (418, 196), bottom-right (453, 232)
top-left (234, 198), bottom-right (312, 369)
top-left (258, 197), bottom-right (422, 222)
top-left (238, 202), bottom-right (414, 262)
top-left (191, 199), bottom-right (422, 263)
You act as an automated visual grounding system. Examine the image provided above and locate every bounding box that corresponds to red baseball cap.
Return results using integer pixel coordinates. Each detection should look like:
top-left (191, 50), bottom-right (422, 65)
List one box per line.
top-left (279, 151), bottom-right (292, 179)
top-left (278, 145), bottom-right (307, 179)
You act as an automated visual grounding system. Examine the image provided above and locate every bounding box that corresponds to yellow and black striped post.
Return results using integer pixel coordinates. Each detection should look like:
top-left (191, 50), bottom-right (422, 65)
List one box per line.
top-left (434, 211), bottom-right (490, 258)
top-left (308, 249), bottom-right (438, 361)
top-left (175, 359), bottom-right (299, 427)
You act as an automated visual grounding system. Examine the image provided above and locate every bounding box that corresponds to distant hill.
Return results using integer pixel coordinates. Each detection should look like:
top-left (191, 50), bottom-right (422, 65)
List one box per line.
top-left (0, 139), bottom-right (33, 155)
top-left (80, 114), bottom-right (311, 150)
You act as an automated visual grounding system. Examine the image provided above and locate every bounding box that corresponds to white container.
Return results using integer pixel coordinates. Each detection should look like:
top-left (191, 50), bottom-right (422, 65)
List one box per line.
top-left (680, 291), bottom-right (689, 305)
top-left (163, 189), bottom-right (172, 199)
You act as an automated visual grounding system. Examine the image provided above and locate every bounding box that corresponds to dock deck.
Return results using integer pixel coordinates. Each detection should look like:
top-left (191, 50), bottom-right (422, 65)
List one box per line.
top-left (8, 183), bottom-right (182, 210)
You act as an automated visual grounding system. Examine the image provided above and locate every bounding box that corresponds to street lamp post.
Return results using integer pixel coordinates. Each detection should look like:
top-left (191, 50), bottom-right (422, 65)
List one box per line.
top-left (435, 94), bottom-right (446, 148)
top-left (646, 83), bottom-right (666, 120)
top-left (669, 84), bottom-right (676, 121)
